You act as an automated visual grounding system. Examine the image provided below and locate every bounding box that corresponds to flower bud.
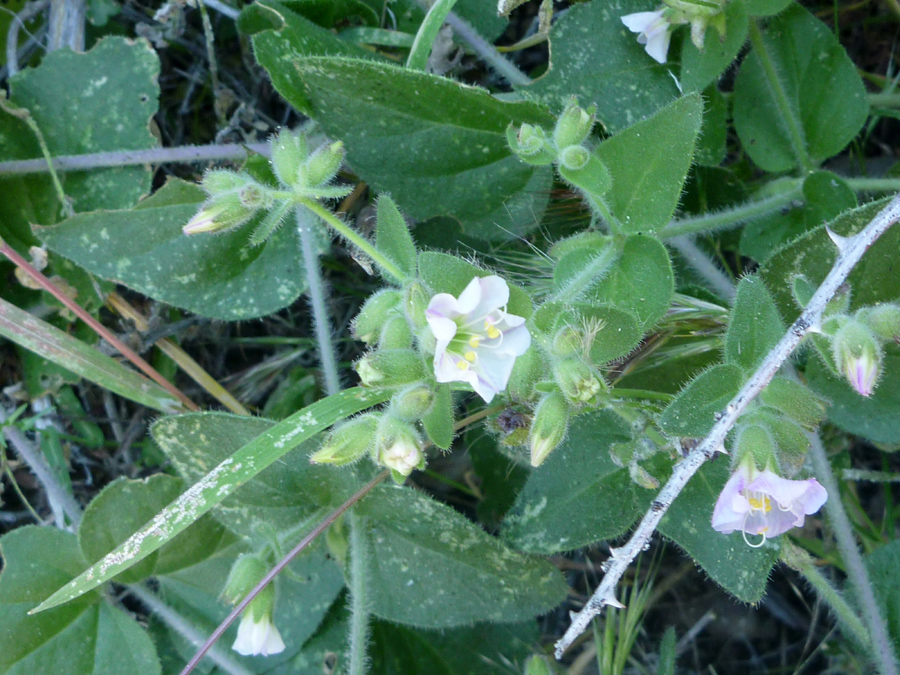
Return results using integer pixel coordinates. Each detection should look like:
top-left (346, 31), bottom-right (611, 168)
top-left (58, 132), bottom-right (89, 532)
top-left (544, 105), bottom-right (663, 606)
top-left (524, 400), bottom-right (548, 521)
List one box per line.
top-left (233, 584), bottom-right (284, 657)
top-left (858, 304), bottom-right (900, 344)
top-left (506, 123), bottom-right (556, 166)
top-left (375, 417), bottom-right (425, 478)
top-left (310, 415), bottom-right (378, 466)
top-left (378, 315), bottom-right (414, 350)
top-left (553, 99), bottom-right (596, 150)
top-left (552, 326), bottom-right (583, 358)
top-left (183, 191), bottom-right (256, 235)
top-left (222, 554), bottom-right (268, 606)
top-left (554, 358), bottom-right (606, 406)
top-left (270, 128), bottom-right (308, 188)
top-left (353, 289), bottom-right (404, 344)
top-left (201, 169), bottom-right (251, 195)
top-left (524, 655), bottom-right (552, 675)
top-left (390, 384), bottom-right (435, 421)
top-left (354, 349), bottom-right (427, 387)
top-left (404, 281), bottom-right (430, 331)
top-left (529, 391), bottom-right (570, 467)
top-left (558, 145), bottom-right (590, 172)
top-left (832, 320), bottom-right (882, 397)
top-left (238, 182), bottom-right (274, 210)
top-left (732, 424), bottom-right (776, 471)
top-left (304, 141), bottom-right (345, 188)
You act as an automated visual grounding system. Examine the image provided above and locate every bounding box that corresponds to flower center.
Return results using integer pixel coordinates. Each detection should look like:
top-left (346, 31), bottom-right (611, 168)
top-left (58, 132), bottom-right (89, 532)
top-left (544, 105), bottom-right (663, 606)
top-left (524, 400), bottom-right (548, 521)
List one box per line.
top-left (449, 314), bottom-right (507, 371)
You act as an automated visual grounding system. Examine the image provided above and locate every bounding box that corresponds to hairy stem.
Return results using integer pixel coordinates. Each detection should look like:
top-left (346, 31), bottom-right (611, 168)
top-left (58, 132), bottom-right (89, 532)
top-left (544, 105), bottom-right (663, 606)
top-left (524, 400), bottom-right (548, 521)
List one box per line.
top-left (807, 431), bottom-right (899, 675)
top-left (554, 192), bottom-right (900, 658)
top-left (667, 236), bottom-right (735, 302)
top-left (296, 208), bottom-right (341, 396)
top-left (444, 11), bottom-right (532, 87)
top-left (348, 512), bottom-right (372, 675)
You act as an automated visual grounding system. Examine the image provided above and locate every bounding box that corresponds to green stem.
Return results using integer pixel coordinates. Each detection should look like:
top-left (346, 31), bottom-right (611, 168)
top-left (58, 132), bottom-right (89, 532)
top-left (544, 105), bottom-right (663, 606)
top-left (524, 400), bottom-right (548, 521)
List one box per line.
top-left (587, 193), bottom-right (621, 235)
top-left (548, 240), bottom-right (621, 303)
top-left (780, 540), bottom-right (870, 650)
top-left (869, 92), bottom-right (900, 108)
top-left (807, 431), bottom-right (899, 675)
top-left (23, 115), bottom-right (72, 217)
top-left (406, 0), bottom-right (458, 71)
top-left (297, 197), bottom-right (408, 285)
top-left (747, 20), bottom-right (814, 173)
top-left (658, 184), bottom-right (803, 239)
top-left (296, 208), bottom-right (341, 396)
top-left (348, 512), bottom-right (371, 675)
top-left (844, 177), bottom-right (900, 193)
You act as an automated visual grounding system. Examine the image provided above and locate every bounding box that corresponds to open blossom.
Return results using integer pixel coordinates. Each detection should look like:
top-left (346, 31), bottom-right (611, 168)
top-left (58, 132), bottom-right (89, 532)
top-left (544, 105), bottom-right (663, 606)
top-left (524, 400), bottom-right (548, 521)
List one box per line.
top-left (712, 462), bottom-right (827, 546)
top-left (426, 276), bottom-right (531, 403)
top-left (621, 9), bottom-right (673, 64)
top-left (232, 610), bottom-right (285, 657)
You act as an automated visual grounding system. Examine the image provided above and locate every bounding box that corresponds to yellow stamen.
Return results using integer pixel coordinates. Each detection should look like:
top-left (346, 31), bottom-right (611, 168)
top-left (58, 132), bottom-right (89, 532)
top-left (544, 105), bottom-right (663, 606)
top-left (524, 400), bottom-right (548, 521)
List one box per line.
top-left (486, 323), bottom-right (501, 339)
top-left (456, 360), bottom-right (469, 371)
top-left (748, 496), bottom-right (771, 513)
top-left (468, 335), bottom-right (481, 348)
top-left (464, 351), bottom-right (477, 362)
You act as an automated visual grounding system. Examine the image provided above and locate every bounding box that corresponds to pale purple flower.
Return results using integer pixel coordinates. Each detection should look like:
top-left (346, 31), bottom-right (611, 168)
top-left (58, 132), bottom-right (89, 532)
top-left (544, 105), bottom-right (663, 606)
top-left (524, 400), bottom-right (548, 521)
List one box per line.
top-left (843, 352), bottom-right (879, 397)
top-left (232, 610), bottom-right (285, 657)
top-left (621, 9), bottom-right (673, 64)
top-left (425, 276), bottom-right (531, 403)
top-left (712, 462), bottom-right (827, 547)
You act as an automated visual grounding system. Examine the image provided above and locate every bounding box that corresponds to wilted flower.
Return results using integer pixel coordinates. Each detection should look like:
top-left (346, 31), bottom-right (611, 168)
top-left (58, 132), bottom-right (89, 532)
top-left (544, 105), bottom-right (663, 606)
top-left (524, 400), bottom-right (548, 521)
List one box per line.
top-left (233, 609), bottom-right (285, 657)
top-left (621, 9), bottom-right (673, 64)
top-left (712, 461), bottom-right (827, 547)
top-left (426, 276), bottom-right (531, 403)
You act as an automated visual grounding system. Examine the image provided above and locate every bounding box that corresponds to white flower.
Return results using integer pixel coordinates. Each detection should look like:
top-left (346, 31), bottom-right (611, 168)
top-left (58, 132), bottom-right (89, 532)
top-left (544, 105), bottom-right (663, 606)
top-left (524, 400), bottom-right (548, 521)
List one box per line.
top-left (380, 435), bottom-right (423, 476)
top-left (232, 610), bottom-right (286, 657)
top-left (621, 9), bottom-right (673, 64)
top-left (426, 276), bottom-right (531, 403)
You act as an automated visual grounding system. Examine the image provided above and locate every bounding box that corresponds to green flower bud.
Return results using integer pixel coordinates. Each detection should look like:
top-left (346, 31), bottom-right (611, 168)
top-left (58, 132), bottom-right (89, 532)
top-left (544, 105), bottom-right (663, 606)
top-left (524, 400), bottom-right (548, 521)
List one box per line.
top-left (832, 320), bottom-right (882, 397)
top-left (238, 182), bottom-right (275, 210)
top-left (183, 191), bottom-right (255, 235)
top-left (378, 315), bottom-right (414, 349)
top-left (375, 416), bottom-right (425, 478)
top-left (222, 554), bottom-right (268, 605)
top-left (325, 514), bottom-right (349, 565)
top-left (353, 289), bottom-right (404, 344)
top-left (404, 281), bottom-right (430, 331)
top-left (304, 141), bottom-right (345, 188)
top-left (506, 123), bottom-right (556, 166)
top-left (390, 384), bottom-right (435, 421)
top-left (354, 349), bottom-right (427, 388)
top-left (524, 655), bottom-right (552, 675)
top-left (310, 415), bottom-right (378, 466)
top-left (552, 326), bottom-right (582, 358)
top-left (201, 169), bottom-right (251, 195)
top-left (554, 358), bottom-right (606, 406)
top-left (529, 391), bottom-right (570, 467)
top-left (553, 99), bottom-right (596, 150)
top-left (270, 128), bottom-right (308, 188)
top-left (558, 145), bottom-right (590, 172)
top-left (858, 304), bottom-right (900, 343)
top-left (732, 424), bottom-right (777, 471)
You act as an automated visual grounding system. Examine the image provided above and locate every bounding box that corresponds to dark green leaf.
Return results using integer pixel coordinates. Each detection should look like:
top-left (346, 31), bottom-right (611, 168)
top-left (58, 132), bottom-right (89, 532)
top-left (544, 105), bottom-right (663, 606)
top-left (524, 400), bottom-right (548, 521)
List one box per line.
top-left (357, 485), bottom-right (567, 627)
top-left (595, 94), bottom-right (703, 233)
top-left (37, 179), bottom-right (308, 321)
top-left (733, 6), bottom-right (868, 172)
top-left (522, 0), bottom-right (680, 134)
top-left (659, 364), bottom-right (745, 437)
top-left (376, 195), bottom-right (418, 278)
top-left (422, 384), bottom-right (455, 450)
top-left (724, 276), bottom-right (785, 372)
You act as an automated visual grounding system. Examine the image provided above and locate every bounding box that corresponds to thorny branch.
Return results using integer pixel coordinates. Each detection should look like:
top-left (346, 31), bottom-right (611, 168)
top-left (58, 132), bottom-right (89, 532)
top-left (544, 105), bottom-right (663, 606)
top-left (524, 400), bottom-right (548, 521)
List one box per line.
top-left (555, 193), bottom-right (900, 659)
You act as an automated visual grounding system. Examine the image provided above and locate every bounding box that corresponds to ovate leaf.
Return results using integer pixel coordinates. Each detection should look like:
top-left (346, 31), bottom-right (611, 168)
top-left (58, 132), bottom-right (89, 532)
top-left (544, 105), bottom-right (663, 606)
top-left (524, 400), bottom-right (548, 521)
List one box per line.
top-left (659, 364), bottom-right (745, 437)
top-left (724, 276), bottom-right (785, 372)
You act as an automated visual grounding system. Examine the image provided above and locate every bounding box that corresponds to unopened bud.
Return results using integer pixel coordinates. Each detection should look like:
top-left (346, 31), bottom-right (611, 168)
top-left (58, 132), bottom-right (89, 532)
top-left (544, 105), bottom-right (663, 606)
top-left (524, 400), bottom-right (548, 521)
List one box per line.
top-left (552, 326), bottom-right (582, 358)
top-left (553, 99), bottom-right (595, 150)
top-left (557, 150), bottom-right (612, 199)
top-left (733, 424), bottom-right (776, 470)
top-left (376, 417), bottom-right (424, 478)
top-left (506, 123), bottom-right (556, 166)
top-left (404, 281), bottom-right (430, 331)
top-left (832, 320), bottom-right (882, 397)
top-left (555, 358), bottom-right (606, 405)
top-left (353, 289), bottom-right (403, 344)
top-left (222, 554), bottom-right (268, 605)
top-left (529, 391), bottom-right (570, 467)
top-left (183, 191), bottom-right (255, 235)
top-left (201, 169), bottom-right (251, 195)
top-left (378, 316), bottom-right (414, 349)
top-left (304, 141), bottom-right (344, 188)
top-left (558, 145), bottom-right (590, 172)
top-left (858, 304), bottom-right (900, 343)
top-left (354, 349), bottom-right (426, 388)
top-left (270, 128), bottom-right (308, 188)
top-left (310, 415), bottom-right (378, 466)
top-left (390, 384), bottom-right (435, 421)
